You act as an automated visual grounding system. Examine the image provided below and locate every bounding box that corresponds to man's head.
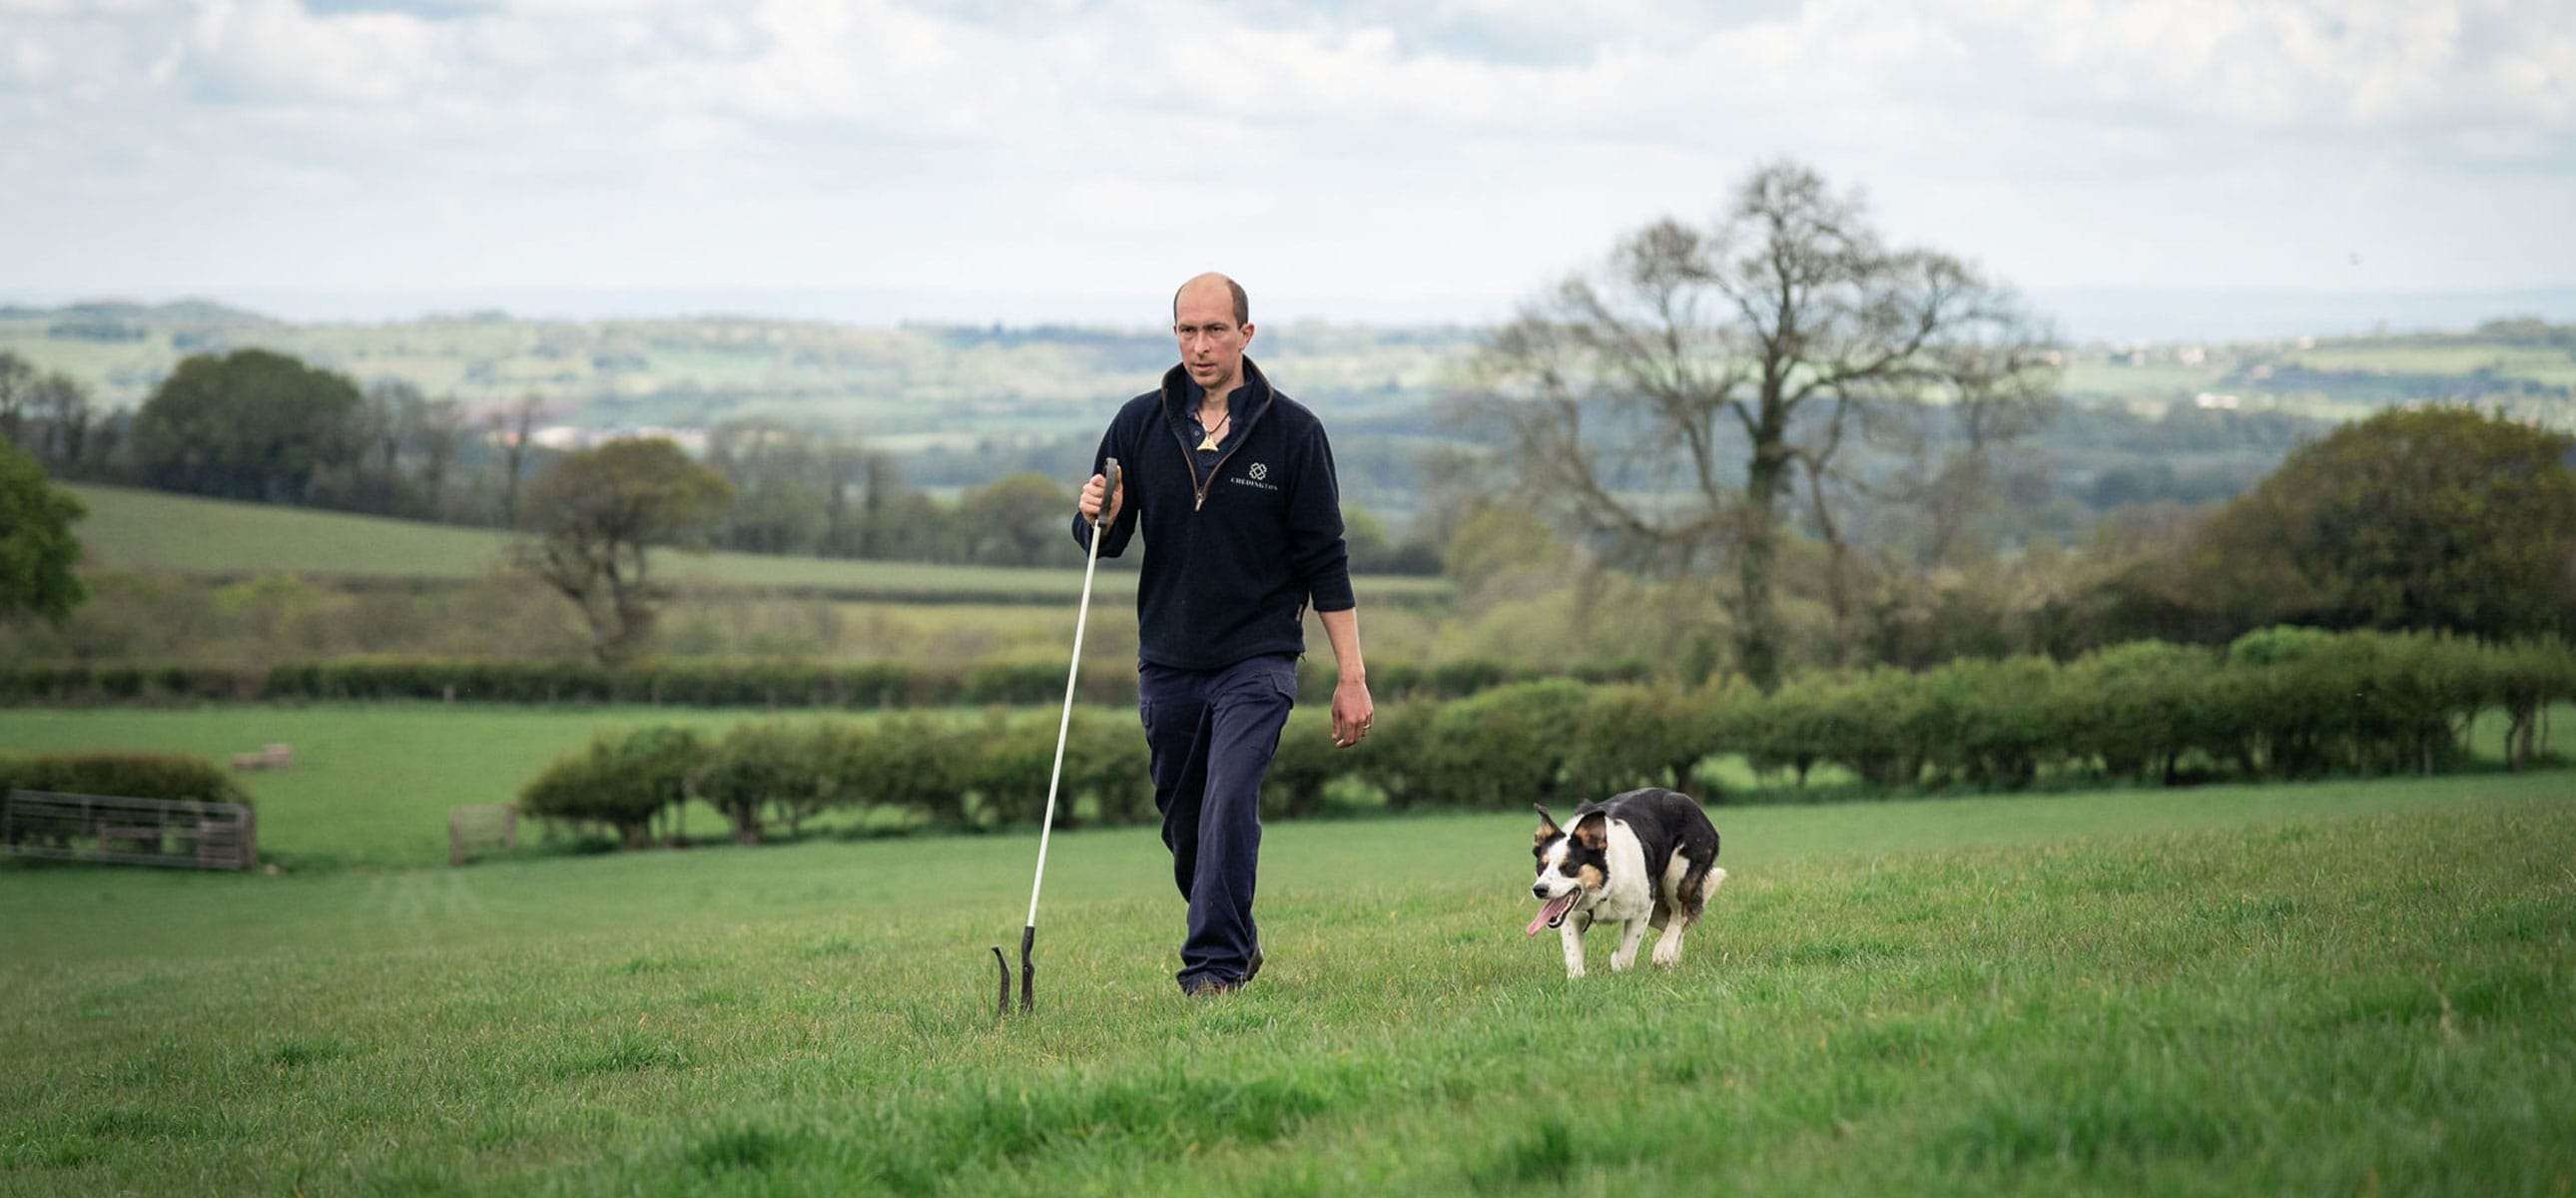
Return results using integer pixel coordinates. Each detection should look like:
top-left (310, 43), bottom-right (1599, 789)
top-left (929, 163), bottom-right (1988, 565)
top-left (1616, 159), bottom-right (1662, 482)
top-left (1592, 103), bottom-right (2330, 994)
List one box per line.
top-left (1172, 273), bottom-right (1254, 398)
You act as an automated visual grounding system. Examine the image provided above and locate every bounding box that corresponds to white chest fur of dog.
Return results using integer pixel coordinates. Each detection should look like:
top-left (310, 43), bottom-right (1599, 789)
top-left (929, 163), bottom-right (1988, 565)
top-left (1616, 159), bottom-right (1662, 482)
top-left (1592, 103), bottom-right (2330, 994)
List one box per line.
top-left (1528, 789), bottom-right (1726, 978)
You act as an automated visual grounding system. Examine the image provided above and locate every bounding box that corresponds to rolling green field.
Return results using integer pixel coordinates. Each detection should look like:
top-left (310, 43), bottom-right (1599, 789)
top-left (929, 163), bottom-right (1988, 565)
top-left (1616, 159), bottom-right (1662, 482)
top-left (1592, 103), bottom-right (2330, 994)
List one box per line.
top-left (1, 770), bottom-right (2570, 1195)
top-left (61, 483), bottom-right (1449, 608)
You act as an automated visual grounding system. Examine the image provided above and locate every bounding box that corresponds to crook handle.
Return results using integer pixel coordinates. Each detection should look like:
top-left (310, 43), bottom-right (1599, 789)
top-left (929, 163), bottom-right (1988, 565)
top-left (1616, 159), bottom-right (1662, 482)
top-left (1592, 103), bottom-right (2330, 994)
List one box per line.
top-left (1018, 924), bottom-right (1036, 1014)
top-left (991, 945), bottom-right (1009, 1018)
top-left (1095, 457), bottom-right (1122, 529)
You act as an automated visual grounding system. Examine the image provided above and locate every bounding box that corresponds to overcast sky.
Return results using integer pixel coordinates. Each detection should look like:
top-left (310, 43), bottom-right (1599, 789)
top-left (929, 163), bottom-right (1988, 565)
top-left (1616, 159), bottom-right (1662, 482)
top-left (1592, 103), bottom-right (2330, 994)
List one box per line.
top-left (4, 0), bottom-right (2571, 335)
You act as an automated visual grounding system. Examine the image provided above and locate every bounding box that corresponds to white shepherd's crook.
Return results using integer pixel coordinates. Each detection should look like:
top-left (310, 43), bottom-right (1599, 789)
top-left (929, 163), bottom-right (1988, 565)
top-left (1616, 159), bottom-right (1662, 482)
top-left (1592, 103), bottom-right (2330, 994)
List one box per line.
top-left (995, 457), bottom-right (1120, 1016)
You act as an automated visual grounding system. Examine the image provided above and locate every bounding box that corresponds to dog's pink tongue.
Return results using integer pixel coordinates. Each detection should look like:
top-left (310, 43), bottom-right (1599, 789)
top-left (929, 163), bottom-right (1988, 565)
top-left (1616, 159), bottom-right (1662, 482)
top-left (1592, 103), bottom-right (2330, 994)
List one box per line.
top-left (1526, 893), bottom-right (1577, 936)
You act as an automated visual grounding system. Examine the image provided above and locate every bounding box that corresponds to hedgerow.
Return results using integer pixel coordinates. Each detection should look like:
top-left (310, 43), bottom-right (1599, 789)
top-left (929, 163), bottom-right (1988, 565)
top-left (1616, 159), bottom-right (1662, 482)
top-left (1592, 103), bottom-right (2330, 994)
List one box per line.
top-left (481, 628), bottom-right (2576, 853)
top-left (0, 752), bottom-right (251, 807)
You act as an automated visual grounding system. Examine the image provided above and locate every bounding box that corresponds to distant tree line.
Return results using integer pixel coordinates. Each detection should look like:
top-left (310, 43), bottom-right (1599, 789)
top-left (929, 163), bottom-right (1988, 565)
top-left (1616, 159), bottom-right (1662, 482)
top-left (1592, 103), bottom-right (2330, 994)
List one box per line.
top-left (0, 347), bottom-right (1440, 579)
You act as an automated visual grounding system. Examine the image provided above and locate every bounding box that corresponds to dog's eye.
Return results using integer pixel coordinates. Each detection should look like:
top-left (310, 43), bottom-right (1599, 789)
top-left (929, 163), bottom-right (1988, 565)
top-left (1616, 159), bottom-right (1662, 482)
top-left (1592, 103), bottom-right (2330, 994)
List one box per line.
top-left (1560, 862), bottom-right (1583, 878)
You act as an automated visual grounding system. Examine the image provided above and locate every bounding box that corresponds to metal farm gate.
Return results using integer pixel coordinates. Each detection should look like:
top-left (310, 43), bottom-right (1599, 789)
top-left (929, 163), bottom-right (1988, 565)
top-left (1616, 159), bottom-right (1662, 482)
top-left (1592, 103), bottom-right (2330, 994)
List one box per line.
top-left (0, 790), bottom-right (259, 871)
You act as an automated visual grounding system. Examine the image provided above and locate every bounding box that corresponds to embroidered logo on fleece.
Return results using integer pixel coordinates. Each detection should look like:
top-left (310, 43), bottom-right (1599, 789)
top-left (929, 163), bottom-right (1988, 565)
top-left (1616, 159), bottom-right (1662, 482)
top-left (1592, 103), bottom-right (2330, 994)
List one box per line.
top-left (1230, 461), bottom-right (1280, 492)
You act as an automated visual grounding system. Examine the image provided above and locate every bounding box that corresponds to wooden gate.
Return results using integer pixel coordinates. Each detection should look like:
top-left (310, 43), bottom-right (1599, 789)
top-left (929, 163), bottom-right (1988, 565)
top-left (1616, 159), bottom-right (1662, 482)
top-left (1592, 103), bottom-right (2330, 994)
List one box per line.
top-left (0, 790), bottom-right (259, 871)
top-left (448, 803), bottom-right (518, 867)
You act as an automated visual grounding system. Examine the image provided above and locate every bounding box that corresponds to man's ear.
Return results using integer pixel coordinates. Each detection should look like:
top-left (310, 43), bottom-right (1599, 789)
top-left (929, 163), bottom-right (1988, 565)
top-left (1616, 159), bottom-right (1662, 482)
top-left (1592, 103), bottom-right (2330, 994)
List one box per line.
top-left (1574, 811), bottom-right (1610, 852)
top-left (1533, 804), bottom-right (1560, 848)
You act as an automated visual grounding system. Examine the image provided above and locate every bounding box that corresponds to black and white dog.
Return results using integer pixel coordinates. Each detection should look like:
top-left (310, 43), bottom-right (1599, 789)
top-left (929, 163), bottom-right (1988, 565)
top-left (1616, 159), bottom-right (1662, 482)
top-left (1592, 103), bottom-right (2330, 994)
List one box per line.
top-left (1526, 788), bottom-right (1725, 978)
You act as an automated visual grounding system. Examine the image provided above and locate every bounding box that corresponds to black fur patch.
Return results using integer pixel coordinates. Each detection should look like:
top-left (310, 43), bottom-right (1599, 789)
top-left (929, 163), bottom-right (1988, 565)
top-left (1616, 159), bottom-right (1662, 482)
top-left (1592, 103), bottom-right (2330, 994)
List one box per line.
top-left (1586, 787), bottom-right (1722, 919)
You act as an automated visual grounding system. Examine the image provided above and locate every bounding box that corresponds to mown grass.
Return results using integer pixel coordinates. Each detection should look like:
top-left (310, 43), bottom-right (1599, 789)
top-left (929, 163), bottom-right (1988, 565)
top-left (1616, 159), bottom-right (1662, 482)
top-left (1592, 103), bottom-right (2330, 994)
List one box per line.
top-left (1, 774), bottom-right (2570, 1195)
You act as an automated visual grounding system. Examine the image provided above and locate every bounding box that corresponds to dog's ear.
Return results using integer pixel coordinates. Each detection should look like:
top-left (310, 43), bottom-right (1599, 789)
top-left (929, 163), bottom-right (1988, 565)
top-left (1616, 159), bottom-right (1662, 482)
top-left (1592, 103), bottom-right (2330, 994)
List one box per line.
top-left (1532, 804), bottom-right (1560, 847)
top-left (1573, 810), bottom-right (1610, 852)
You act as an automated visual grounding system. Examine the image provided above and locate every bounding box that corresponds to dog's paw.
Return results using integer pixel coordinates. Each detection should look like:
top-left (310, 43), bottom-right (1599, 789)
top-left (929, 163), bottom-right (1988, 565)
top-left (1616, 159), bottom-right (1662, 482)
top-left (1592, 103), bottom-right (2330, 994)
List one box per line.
top-left (1651, 941), bottom-right (1682, 966)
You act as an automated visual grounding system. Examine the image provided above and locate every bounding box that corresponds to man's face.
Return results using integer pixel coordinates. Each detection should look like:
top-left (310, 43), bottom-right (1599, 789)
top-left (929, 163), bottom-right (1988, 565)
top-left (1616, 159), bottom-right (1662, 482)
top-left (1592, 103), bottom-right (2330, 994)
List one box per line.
top-left (1172, 285), bottom-right (1253, 396)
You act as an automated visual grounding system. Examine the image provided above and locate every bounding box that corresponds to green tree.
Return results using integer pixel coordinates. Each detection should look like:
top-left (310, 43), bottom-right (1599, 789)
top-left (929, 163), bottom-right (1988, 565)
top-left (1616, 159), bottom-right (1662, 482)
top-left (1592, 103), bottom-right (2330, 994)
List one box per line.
top-left (0, 351), bottom-right (36, 450)
top-left (956, 471), bottom-right (1073, 566)
top-left (1466, 162), bottom-right (2056, 689)
top-left (132, 350), bottom-right (350, 500)
top-left (0, 438), bottom-right (87, 625)
top-left (513, 437), bottom-right (734, 665)
top-left (131, 349), bottom-right (365, 504)
top-left (704, 420), bottom-right (830, 555)
top-left (2195, 406), bottom-right (2576, 640)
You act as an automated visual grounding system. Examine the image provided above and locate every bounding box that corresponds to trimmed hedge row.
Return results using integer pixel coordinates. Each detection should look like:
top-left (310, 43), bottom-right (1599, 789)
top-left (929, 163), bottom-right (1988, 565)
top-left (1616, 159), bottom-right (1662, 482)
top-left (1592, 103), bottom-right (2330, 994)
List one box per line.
top-left (515, 630), bottom-right (2576, 849)
top-left (1740, 631), bottom-right (2574, 792)
top-left (0, 655), bottom-right (1656, 710)
top-left (519, 711), bottom-right (1149, 845)
top-left (0, 753), bottom-right (252, 807)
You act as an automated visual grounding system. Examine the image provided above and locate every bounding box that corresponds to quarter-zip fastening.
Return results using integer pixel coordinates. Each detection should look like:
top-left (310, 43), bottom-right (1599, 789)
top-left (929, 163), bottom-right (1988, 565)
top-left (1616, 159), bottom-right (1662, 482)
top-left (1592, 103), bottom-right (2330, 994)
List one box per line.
top-left (1170, 394), bottom-right (1265, 511)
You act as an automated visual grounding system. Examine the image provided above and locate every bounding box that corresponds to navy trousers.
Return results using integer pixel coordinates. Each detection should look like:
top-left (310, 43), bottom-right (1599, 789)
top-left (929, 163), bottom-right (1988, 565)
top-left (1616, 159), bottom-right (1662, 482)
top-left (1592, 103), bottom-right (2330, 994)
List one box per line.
top-left (1138, 653), bottom-right (1297, 992)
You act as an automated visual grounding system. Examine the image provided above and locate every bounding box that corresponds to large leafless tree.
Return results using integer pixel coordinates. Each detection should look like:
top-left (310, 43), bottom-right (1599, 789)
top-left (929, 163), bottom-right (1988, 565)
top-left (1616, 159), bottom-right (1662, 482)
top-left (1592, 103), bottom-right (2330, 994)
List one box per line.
top-left (513, 437), bottom-right (733, 666)
top-left (1467, 162), bottom-right (2058, 689)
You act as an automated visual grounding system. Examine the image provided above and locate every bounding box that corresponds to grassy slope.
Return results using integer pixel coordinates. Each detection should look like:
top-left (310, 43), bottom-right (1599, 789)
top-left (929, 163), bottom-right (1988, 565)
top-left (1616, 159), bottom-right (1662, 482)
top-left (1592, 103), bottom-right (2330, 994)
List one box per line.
top-left (1, 775), bottom-right (2569, 1195)
top-left (61, 483), bottom-right (1447, 605)
top-left (64, 483), bottom-right (1129, 599)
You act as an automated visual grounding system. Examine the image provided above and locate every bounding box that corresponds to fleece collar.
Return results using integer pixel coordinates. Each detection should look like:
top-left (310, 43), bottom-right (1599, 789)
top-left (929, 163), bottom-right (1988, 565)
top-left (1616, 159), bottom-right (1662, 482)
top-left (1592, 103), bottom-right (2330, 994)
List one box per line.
top-left (1161, 355), bottom-right (1275, 435)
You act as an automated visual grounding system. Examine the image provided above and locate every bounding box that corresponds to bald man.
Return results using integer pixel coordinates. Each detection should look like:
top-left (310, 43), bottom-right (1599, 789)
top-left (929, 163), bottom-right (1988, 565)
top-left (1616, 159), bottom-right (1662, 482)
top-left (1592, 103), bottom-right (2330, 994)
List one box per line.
top-left (1074, 273), bottom-right (1375, 996)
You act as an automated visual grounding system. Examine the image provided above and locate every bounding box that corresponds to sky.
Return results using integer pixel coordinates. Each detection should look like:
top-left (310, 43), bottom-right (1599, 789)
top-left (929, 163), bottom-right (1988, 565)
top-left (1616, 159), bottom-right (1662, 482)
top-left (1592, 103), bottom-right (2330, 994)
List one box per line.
top-left (4, 0), bottom-right (2573, 339)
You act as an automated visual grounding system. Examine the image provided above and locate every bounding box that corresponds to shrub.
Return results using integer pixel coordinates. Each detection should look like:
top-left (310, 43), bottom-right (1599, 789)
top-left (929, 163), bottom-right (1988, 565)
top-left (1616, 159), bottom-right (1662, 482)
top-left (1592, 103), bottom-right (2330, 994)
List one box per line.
top-left (1910, 656), bottom-right (2065, 791)
top-left (1566, 681), bottom-right (1736, 800)
top-left (1058, 710), bottom-right (1152, 827)
top-left (956, 710), bottom-right (1060, 830)
top-left (0, 753), bottom-right (250, 807)
top-left (827, 713), bottom-right (970, 826)
top-left (1339, 698), bottom-right (1431, 810)
top-left (2062, 640), bottom-right (2215, 785)
top-left (691, 722), bottom-right (829, 844)
top-left (516, 726), bottom-right (705, 848)
top-left (1408, 680), bottom-right (1592, 810)
top-left (2488, 638), bottom-right (2576, 771)
top-left (1264, 709), bottom-right (1346, 820)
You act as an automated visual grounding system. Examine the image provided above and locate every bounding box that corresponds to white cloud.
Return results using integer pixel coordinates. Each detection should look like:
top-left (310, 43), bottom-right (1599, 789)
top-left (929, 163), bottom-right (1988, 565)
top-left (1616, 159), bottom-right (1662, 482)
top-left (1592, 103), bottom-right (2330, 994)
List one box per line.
top-left (0, 0), bottom-right (2568, 315)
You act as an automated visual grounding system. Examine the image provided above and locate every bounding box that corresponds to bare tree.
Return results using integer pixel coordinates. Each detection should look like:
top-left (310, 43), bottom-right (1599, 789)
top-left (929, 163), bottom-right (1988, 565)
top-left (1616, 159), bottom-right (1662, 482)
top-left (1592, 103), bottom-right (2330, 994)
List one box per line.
top-left (512, 438), bottom-right (733, 665)
top-left (30, 373), bottom-right (95, 475)
top-left (489, 391), bottom-right (545, 529)
top-left (1466, 161), bottom-right (2057, 689)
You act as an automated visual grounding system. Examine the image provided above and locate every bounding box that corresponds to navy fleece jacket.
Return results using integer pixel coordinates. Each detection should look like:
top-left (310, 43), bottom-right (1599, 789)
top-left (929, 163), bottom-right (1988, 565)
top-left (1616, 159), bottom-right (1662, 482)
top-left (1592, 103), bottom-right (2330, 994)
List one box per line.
top-left (1072, 356), bottom-right (1355, 672)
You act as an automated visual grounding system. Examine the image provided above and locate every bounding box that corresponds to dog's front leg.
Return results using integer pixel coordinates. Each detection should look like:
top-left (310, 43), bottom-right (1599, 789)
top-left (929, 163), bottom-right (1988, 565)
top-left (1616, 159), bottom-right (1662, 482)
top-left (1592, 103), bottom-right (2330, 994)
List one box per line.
top-left (1609, 919), bottom-right (1650, 971)
top-left (1559, 921), bottom-right (1587, 978)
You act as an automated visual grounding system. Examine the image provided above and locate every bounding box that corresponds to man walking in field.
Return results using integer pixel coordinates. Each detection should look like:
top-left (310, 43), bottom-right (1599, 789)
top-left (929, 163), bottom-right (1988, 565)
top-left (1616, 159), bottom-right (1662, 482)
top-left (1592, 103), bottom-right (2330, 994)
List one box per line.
top-left (1073, 272), bottom-right (1375, 996)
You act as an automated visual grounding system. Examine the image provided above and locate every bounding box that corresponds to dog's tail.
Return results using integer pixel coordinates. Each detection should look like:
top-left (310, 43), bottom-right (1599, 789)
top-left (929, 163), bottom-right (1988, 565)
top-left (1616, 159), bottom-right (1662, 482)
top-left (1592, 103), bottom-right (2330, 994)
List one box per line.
top-left (1707, 866), bottom-right (1728, 891)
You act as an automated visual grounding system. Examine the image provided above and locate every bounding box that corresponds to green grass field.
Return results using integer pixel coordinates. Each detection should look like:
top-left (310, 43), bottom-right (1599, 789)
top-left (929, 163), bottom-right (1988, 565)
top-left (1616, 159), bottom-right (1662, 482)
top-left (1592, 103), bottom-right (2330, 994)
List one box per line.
top-left (62, 483), bottom-right (1449, 608)
top-left (2, 770), bottom-right (2569, 1195)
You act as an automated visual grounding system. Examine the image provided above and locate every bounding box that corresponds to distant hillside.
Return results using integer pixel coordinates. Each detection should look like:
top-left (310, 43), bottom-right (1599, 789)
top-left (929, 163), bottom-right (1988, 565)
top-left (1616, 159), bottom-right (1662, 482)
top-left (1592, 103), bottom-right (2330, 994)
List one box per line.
top-left (0, 300), bottom-right (1476, 433)
top-left (12, 301), bottom-right (2569, 536)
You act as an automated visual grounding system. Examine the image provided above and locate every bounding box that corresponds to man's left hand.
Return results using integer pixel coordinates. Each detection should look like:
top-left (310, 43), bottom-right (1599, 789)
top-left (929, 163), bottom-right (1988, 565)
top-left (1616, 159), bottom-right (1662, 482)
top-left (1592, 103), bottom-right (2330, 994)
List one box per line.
top-left (1331, 676), bottom-right (1375, 748)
